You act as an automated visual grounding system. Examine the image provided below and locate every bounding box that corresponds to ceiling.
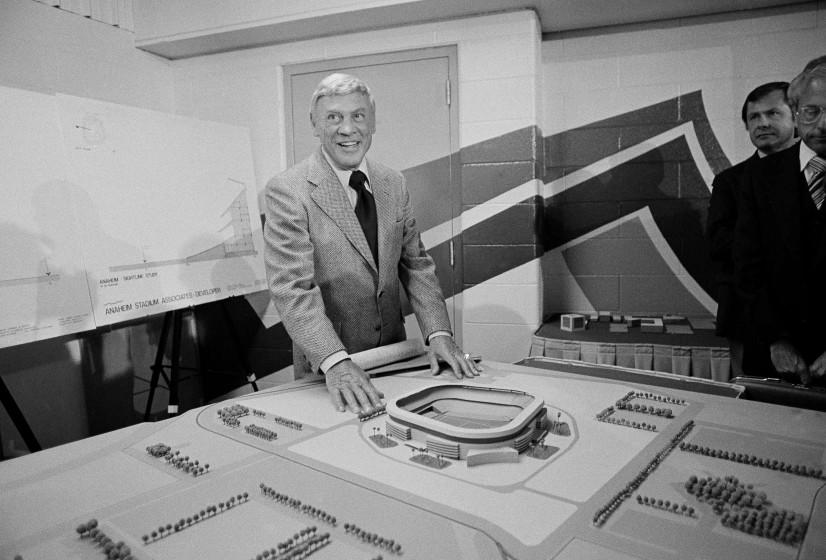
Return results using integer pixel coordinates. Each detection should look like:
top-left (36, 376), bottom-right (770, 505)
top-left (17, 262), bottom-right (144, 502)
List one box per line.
top-left (135, 0), bottom-right (813, 59)
top-left (530, 0), bottom-right (806, 33)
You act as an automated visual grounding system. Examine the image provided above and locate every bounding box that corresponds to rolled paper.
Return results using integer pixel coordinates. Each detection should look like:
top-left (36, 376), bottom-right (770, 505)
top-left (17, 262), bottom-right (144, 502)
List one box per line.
top-left (350, 339), bottom-right (425, 371)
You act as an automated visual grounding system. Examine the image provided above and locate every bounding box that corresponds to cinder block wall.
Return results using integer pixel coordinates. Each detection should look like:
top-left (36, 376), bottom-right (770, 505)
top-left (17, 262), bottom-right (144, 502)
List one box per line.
top-left (172, 11), bottom-right (545, 364)
top-left (172, 4), bottom-right (826, 366)
top-left (540, 4), bottom-right (826, 318)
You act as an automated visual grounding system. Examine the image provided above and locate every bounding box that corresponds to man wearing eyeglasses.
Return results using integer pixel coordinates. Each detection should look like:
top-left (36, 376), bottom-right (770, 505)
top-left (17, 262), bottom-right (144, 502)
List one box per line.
top-left (707, 82), bottom-right (797, 377)
top-left (735, 56), bottom-right (826, 385)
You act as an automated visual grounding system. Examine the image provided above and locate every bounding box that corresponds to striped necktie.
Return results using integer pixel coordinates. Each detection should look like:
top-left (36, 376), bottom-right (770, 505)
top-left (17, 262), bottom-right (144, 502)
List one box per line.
top-left (807, 156), bottom-right (826, 210)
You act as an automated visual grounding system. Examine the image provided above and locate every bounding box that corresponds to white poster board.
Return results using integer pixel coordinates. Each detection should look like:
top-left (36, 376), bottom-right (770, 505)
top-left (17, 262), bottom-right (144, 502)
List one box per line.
top-left (0, 86), bottom-right (265, 349)
top-left (0, 86), bottom-right (95, 347)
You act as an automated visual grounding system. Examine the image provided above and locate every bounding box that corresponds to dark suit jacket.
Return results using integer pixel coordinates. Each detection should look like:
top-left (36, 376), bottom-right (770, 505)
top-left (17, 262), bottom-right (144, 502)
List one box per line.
top-left (707, 152), bottom-right (759, 338)
top-left (263, 148), bottom-right (452, 376)
top-left (734, 141), bottom-right (826, 364)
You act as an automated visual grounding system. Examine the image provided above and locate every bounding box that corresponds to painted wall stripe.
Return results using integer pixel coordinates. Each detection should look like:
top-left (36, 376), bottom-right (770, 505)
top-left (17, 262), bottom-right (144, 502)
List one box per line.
top-left (555, 206), bottom-right (717, 315)
top-left (422, 121), bottom-right (715, 251)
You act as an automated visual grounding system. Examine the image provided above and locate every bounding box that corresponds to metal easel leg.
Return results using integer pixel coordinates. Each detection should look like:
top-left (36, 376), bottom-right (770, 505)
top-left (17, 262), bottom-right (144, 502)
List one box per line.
top-left (144, 310), bottom-right (172, 421)
top-left (0, 375), bottom-right (41, 453)
top-left (219, 297), bottom-right (259, 392)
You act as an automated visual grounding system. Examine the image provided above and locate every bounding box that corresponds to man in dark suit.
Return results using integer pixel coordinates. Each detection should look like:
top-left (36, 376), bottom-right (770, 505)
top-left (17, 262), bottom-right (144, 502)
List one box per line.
top-left (264, 73), bottom-right (480, 414)
top-left (707, 82), bottom-right (797, 376)
top-left (735, 58), bottom-right (826, 384)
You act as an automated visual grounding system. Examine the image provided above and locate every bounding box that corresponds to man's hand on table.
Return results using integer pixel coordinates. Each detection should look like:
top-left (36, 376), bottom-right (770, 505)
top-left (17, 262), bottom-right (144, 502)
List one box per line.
top-left (325, 359), bottom-right (384, 414)
top-left (808, 350), bottom-right (826, 381)
top-left (770, 340), bottom-right (810, 384)
top-left (428, 335), bottom-right (483, 379)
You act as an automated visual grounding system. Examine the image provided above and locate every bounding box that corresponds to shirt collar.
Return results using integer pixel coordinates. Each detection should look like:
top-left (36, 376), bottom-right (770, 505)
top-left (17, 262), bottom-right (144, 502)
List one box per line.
top-left (800, 140), bottom-right (817, 172)
top-left (320, 148), bottom-right (371, 191)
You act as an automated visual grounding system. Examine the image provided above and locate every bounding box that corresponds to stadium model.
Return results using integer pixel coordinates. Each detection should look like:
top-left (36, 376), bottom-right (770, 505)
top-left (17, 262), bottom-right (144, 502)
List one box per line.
top-left (385, 384), bottom-right (549, 460)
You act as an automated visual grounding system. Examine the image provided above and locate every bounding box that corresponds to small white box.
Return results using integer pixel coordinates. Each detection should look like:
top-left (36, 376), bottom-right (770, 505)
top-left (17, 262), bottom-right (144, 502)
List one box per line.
top-left (560, 314), bottom-right (587, 332)
top-left (640, 317), bottom-right (664, 333)
top-left (625, 316), bottom-right (641, 327)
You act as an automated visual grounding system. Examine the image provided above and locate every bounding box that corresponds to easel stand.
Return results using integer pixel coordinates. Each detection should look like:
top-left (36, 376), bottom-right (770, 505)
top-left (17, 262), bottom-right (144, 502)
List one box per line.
top-left (0, 376), bottom-right (42, 455)
top-left (143, 301), bottom-right (259, 421)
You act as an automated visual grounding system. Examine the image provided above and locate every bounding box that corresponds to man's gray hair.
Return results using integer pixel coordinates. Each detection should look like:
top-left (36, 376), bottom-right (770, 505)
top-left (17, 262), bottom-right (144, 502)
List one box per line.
top-left (309, 73), bottom-right (375, 122)
top-left (788, 56), bottom-right (826, 111)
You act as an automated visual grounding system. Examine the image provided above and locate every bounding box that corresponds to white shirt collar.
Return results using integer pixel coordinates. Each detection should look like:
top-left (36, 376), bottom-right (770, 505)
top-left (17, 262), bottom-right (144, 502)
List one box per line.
top-left (800, 140), bottom-right (817, 172)
top-left (320, 147), bottom-right (371, 192)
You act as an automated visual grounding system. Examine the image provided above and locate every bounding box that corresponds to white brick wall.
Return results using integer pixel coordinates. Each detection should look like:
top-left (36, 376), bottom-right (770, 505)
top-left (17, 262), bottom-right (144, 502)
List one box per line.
top-left (173, 10), bottom-right (544, 362)
top-left (542, 4), bottom-right (826, 163)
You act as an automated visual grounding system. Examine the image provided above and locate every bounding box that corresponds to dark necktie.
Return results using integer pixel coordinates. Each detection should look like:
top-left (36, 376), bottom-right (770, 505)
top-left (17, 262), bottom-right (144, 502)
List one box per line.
top-left (806, 156), bottom-right (826, 210)
top-left (349, 170), bottom-right (378, 264)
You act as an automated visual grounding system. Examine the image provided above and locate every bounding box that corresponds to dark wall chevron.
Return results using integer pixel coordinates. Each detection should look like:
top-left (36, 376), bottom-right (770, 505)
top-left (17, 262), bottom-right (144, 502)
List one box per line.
top-left (544, 91), bottom-right (730, 182)
top-left (543, 135), bottom-right (713, 296)
top-left (541, 91), bottom-right (726, 317)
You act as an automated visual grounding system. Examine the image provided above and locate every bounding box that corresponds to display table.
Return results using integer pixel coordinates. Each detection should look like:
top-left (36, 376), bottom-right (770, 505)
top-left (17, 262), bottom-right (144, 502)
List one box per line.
top-left (1, 359), bottom-right (824, 560)
top-left (530, 317), bottom-right (731, 382)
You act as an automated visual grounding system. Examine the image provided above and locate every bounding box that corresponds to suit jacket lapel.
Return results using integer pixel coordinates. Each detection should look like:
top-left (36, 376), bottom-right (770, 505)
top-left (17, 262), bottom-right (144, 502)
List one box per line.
top-left (369, 162), bottom-right (395, 279)
top-left (308, 149), bottom-right (377, 272)
top-left (764, 144), bottom-right (804, 248)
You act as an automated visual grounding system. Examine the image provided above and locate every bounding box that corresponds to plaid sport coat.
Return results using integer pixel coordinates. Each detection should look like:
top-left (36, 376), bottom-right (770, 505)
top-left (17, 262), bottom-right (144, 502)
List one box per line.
top-left (264, 147), bottom-right (451, 376)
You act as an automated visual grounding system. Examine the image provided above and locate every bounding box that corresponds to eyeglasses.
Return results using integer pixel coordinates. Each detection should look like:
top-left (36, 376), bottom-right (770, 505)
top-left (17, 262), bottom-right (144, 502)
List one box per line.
top-left (797, 105), bottom-right (826, 124)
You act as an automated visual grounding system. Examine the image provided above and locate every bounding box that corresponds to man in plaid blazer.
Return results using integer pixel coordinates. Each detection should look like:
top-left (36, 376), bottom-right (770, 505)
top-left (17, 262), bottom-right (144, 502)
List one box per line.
top-left (264, 73), bottom-right (480, 414)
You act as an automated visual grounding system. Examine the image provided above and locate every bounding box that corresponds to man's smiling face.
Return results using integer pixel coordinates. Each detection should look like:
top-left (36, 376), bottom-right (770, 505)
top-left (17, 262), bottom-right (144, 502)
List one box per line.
top-left (312, 92), bottom-right (375, 170)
